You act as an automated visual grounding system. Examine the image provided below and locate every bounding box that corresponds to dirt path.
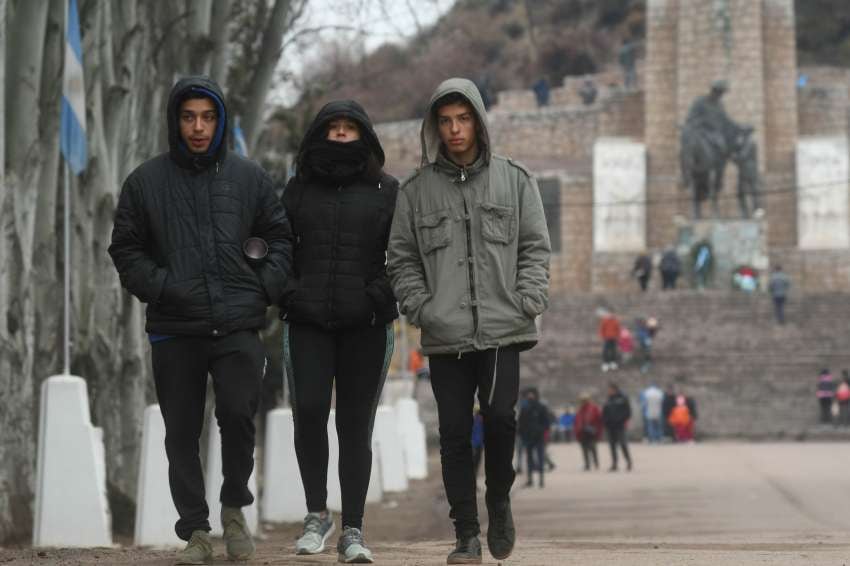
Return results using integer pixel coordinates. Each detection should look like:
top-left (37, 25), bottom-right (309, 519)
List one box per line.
top-left (3, 442), bottom-right (850, 565)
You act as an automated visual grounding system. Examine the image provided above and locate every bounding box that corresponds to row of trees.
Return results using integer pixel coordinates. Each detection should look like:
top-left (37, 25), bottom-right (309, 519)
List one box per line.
top-left (0, 0), bottom-right (306, 542)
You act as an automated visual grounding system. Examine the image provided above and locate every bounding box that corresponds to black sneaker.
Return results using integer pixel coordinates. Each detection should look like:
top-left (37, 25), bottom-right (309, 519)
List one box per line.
top-left (447, 536), bottom-right (482, 564)
top-left (486, 497), bottom-right (515, 560)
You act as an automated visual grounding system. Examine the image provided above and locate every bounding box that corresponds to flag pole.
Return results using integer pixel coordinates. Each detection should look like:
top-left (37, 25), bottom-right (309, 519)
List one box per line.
top-left (63, 160), bottom-right (71, 375)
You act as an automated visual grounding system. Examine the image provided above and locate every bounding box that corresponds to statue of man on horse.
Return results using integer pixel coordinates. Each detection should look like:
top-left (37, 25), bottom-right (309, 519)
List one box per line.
top-left (680, 80), bottom-right (759, 219)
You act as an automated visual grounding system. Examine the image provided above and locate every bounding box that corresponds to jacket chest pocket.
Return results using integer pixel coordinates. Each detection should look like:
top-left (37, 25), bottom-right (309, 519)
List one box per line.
top-left (416, 209), bottom-right (452, 254)
top-left (480, 202), bottom-right (516, 245)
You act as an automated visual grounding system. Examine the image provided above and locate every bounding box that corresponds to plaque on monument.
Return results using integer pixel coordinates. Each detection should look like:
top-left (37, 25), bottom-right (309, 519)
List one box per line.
top-left (593, 138), bottom-right (646, 252)
top-left (796, 137), bottom-right (849, 250)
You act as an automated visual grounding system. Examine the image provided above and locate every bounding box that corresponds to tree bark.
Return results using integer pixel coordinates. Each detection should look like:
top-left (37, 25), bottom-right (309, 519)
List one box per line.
top-left (242, 0), bottom-right (293, 150)
top-left (209, 0), bottom-right (232, 85)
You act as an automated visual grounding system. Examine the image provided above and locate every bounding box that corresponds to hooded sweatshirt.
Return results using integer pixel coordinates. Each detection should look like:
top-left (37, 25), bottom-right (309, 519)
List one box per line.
top-left (387, 78), bottom-right (551, 355)
top-left (109, 75), bottom-right (293, 336)
top-left (280, 100), bottom-right (399, 330)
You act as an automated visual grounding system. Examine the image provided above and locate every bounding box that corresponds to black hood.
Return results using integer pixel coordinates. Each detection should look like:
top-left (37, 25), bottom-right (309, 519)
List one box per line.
top-left (296, 99), bottom-right (385, 175)
top-left (167, 75), bottom-right (228, 170)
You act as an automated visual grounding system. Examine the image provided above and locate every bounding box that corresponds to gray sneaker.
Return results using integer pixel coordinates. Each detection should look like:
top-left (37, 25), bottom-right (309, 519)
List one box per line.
top-left (174, 530), bottom-right (213, 565)
top-left (337, 526), bottom-right (374, 563)
top-left (221, 506), bottom-right (255, 561)
top-left (295, 510), bottom-right (335, 555)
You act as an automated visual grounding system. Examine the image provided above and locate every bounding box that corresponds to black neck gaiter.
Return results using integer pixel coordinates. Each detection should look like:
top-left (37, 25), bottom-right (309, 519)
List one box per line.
top-left (304, 139), bottom-right (370, 183)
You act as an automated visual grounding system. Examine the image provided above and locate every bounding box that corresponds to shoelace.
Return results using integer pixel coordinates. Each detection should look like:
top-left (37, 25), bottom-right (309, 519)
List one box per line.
top-left (303, 514), bottom-right (325, 534)
top-left (340, 527), bottom-right (364, 546)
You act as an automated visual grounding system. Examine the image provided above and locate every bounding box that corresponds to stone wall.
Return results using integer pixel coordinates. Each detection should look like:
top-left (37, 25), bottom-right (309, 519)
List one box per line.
top-left (376, 91), bottom-right (643, 180)
top-left (372, 0), bottom-right (850, 296)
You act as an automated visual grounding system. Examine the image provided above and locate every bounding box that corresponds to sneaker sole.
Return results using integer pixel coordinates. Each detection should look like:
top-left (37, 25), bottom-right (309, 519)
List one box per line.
top-left (446, 557), bottom-right (482, 565)
top-left (338, 552), bottom-right (374, 563)
top-left (295, 522), bottom-right (336, 555)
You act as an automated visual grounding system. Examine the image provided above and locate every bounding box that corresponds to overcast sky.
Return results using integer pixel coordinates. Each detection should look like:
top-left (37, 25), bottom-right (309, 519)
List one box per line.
top-left (270, 0), bottom-right (456, 105)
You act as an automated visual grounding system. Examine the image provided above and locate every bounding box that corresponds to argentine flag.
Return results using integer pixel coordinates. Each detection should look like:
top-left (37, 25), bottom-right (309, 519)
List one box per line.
top-left (60, 0), bottom-right (86, 174)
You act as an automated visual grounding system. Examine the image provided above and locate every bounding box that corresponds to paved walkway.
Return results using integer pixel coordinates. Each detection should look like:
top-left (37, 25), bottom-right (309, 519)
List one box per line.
top-left (3, 442), bottom-right (850, 564)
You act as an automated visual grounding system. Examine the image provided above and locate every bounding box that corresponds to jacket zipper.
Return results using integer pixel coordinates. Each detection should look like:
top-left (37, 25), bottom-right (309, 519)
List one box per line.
top-left (462, 196), bottom-right (479, 341)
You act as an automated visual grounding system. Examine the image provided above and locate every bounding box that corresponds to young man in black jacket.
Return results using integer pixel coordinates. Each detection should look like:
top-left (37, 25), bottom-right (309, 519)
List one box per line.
top-left (109, 75), bottom-right (292, 564)
top-left (602, 383), bottom-right (633, 472)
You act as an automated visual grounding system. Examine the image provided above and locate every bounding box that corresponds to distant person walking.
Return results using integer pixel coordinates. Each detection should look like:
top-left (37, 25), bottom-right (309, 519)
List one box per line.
top-left (599, 310), bottom-right (622, 372)
top-left (816, 369), bottom-right (835, 425)
top-left (472, 407), bottom-right (484, 486)
top-left (642, 383), bottom-right (665, 443)
top-left (659, 248), bottom-right (681, 290)
top-left (632, 253), bottom-right (652, 292)
top-left (578, 78), bottom-right (598, 105)
top-left (518, 388), bottom-right (551, 488)
top-left (574, 393), bottom-right (603, 471)
top-left (635, 317), bottom-right (659, 374)
top-left (662, 384), bottom-right (677, 441)
top-left (768, 265), bottom-right (791, 324)
top-left (602, 383), bottom-right (633, 472)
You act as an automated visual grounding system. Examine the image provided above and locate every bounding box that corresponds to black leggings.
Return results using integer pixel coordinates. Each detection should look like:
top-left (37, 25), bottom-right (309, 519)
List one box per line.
top-left (283, 322), bottom-right (393, 529)
top-left (151, 331), bottom-right (265, 541)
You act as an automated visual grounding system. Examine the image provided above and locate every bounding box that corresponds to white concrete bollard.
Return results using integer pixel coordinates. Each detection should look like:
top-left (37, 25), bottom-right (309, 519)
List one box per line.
top-left (326, 410), bottom-right (343, 512)
top-left (261, 408), bottom-right (307, 522)
top-left (134, 405), bottom-right (181, 547)
top-left (365, 437), bottom-right (383, 504)
top-left (205, 415), bottom-right (259, 536)
top-left (373, 406), bottom-right (408, 492)
top-left (395, 399), bottom-right (428, 480)
top-left (33, 375), bottom-right (112, 547)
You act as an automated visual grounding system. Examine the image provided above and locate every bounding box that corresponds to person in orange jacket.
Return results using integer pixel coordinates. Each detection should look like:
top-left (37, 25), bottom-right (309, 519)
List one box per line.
top-left (598, 310), bottom-right (622, 372)
top-left (668, 395), bottom-right (693, 442)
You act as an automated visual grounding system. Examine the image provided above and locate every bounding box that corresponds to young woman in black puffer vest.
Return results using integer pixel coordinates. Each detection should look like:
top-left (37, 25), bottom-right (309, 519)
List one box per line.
top-left (279, 100), bottom-right (398, 563)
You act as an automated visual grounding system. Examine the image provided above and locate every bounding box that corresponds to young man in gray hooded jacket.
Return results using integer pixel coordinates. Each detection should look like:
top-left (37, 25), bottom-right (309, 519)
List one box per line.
top-left (388, 78), bottom-right (551, 563)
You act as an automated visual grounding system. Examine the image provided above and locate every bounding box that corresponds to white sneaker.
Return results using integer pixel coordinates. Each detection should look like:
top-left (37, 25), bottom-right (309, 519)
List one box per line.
top-left (295, 511), bottom-right (335, 555)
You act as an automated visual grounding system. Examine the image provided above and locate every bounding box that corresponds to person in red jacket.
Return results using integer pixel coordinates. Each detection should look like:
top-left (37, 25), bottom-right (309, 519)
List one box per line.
top-left (574, 393), bottom-right (603, 471)
top-left (598, 310), bottom-right (622, 372)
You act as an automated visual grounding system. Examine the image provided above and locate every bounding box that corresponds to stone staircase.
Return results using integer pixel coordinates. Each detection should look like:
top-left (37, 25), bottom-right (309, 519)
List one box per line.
top-left (520, 290), bottom-right (850, 439)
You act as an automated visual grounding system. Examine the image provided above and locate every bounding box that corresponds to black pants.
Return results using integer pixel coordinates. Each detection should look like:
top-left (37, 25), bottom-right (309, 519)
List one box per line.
top-left (283, 322), bottom-right (392, 529)
top-left (773, 296), bottom-right (786, 324)
top-left (151, 330), bottom-right (265, 541)
top-left (819, 397), bottom-right (833, 424)
top-left (662, 271), bottom-right (678, 289)
top-left (524, 438), bottom-right (545, 486)
top-left (429, 347), bottom-right (520, 538)
top-left (606, 424), bottom-right (632, 469)
top-left (602, 340), bottom-right (618, 364)
top-left (579, 435), bottom-right (598, 469)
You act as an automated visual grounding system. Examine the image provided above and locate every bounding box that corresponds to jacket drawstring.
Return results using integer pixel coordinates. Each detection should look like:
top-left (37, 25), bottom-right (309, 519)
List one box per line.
top-left (488, 346), bottom-right (500, 407)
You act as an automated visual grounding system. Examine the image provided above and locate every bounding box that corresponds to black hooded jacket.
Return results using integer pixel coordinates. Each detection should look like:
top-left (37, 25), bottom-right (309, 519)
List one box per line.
top-left (108, 75), bottom-right (293, 336)
top-left (280, 100), bottom-right (399, 330)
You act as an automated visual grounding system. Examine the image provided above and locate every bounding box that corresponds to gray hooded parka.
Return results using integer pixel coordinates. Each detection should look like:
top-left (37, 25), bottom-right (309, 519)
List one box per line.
top-left (387, 78), bottom-right (551, 355)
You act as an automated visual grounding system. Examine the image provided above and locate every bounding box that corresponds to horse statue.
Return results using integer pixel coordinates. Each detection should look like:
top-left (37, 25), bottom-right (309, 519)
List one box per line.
top-left (679, 121), bottom-right (749, 219)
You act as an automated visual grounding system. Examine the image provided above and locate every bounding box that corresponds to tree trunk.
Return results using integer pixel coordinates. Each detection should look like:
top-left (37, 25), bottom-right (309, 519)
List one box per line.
top-left (209, 0), bottom-right (231, 85)
top-left (242, 0), bottom-right (291, 150)
top-left (0, 0), bottom-right (51, 543)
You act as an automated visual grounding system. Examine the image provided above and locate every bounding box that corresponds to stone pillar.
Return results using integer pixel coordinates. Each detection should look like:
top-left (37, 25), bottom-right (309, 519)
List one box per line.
top-left (645, 0), bottom-right (680, 248)
top-left (763, 0), bottom-right (798, 246)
